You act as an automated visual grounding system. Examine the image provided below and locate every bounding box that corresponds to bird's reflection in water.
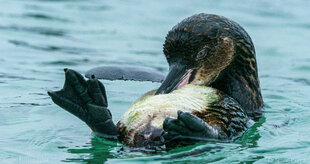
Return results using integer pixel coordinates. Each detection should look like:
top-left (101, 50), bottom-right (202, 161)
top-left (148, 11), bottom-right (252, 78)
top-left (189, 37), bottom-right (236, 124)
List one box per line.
top-left (62, 119), bottom-right (264, 163)
top-left (63, 137), bottom-right (118, 163)
top-left (236, 117), bottom-right (265, 148)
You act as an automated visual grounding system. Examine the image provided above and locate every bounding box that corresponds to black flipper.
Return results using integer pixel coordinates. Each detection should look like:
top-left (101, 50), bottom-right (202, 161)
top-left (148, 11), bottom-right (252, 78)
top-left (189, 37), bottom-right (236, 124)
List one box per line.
top-left (162, 104), bottom-right (250, 148)
top-left (48, 69), bottom-right (118, 140)
top-left (162, 111), bottom-right (226, 147)
top-left (85, 66), bottom-right (166, 82)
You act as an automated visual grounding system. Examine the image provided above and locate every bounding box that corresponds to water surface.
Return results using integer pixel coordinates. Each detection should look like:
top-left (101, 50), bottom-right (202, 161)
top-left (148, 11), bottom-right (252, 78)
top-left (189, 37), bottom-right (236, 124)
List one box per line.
top-left (1, 0), bottom-right (310, 163)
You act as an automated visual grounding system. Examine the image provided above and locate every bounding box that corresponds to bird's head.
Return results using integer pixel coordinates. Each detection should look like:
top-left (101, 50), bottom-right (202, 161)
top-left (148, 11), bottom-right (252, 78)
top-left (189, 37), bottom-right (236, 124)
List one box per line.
top-left (156, 13), bottom-right (263, 116)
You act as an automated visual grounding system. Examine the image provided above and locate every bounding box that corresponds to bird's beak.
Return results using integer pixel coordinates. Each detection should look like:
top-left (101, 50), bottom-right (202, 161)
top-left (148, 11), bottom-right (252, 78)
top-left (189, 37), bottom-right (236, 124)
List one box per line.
top-left (155, 63), bottom-right (195, 95)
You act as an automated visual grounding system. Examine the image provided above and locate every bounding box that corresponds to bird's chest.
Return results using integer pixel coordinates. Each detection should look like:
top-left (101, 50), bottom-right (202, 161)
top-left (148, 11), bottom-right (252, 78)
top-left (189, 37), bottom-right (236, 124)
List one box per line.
top-left (116, 85), bottom-right (220, 146)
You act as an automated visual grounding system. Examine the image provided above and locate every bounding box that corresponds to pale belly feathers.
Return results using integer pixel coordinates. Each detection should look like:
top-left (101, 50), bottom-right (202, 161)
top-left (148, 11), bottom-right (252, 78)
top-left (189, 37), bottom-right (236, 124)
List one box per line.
top-left (117, 84), bottom-right (221, 144)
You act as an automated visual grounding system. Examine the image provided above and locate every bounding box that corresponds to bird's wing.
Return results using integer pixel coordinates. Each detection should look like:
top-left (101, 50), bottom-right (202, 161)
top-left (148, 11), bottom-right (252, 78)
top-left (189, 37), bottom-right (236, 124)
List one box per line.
top-left (85, 66), bottom-right (166, 83)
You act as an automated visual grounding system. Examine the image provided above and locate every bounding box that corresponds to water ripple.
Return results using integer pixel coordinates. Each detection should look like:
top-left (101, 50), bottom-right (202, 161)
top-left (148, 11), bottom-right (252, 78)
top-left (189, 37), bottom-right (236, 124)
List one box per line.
top-left (0, 72), bottom-right (51, 82)
top-left (40, 58), bottom-right (90, 66)
top-left (8, 40), bottom-right (95, 54)
top-left (0, 25), bottom-right (67, 37)
top-left (23, 13), bottom-right (71, 22)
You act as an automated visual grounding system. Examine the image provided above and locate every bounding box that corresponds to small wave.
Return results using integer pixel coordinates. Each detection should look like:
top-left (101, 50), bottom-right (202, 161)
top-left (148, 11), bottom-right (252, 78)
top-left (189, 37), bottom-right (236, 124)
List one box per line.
top-left (75, 5), bottom-right (112, 11)
top-left (130, 50), bottom-right (161, 56)
top-left (41, 58), bottom-right (90, 66)
top-left (23, 13), bottom-right (70, 23)
top-left (0, 102), bottom-right (50, 109)
top-left (0, 73), bottom-right (36, 81)
top-left (8, 39), bottom-right (95, 54)
top-left (138, 35), bottom-right (163, 41)
top-left (0, 25), bottom-right (66, 37)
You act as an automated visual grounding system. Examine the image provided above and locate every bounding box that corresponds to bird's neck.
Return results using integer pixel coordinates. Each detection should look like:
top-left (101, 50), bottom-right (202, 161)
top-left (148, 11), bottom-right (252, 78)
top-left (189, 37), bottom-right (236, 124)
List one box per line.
top-left (210, 62), bottom-right (263, 120)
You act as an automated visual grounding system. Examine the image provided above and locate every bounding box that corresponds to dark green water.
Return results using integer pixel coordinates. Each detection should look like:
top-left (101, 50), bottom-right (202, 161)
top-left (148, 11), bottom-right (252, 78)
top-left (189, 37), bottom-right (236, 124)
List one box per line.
top-left (1, 0), bottom-right (310, 163)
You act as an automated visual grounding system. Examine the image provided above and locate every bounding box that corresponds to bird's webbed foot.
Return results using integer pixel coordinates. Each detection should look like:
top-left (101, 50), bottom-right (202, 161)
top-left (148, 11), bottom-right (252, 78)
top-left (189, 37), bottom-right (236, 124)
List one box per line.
top-left (48, 69), bottom-right (118, 140)
top-left (162, 111), bottom-right (228, 147)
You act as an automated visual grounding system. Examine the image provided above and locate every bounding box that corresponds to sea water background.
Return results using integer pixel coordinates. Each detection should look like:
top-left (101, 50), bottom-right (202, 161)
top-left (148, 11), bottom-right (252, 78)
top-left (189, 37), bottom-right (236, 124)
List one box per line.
top-left (1, 0), bottom-right (310, 163)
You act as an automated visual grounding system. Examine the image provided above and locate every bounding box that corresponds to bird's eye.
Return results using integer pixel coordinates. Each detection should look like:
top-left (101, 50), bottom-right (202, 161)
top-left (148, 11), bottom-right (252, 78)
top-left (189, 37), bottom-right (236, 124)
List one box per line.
top-left (196, 49), bottom-right (207, 60)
